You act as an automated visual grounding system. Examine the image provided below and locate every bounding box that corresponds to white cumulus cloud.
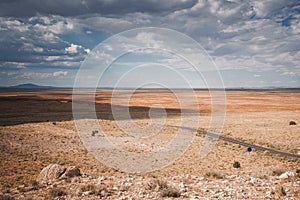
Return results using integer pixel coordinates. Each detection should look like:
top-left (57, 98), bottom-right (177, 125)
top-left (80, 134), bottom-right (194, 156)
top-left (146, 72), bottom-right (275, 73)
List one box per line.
top-left (53, 71), bottom-right (68, 77)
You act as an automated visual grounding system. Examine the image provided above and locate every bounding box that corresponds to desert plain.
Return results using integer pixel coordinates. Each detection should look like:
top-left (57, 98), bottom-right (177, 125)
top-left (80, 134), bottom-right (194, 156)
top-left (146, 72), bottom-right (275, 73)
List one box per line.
top-left (0, 89), bottom-right (299, 199)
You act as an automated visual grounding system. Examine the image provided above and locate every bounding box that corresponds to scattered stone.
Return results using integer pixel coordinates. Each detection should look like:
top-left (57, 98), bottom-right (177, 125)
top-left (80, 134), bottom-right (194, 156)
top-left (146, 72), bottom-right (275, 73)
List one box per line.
top-left (11, 168), bottom-right (300, 199)
top-left (37, 164), bottom-right (66, 184)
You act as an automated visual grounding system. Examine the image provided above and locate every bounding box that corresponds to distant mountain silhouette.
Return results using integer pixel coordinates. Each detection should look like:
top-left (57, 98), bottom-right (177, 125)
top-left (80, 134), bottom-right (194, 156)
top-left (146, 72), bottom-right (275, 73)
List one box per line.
top-left (10, 83), bottom-right (54, 89)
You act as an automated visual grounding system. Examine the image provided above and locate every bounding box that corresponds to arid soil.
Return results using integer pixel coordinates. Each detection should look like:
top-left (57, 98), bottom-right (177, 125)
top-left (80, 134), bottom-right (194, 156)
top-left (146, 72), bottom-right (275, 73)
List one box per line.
top-left (0, 89), bottom-right (299, 199)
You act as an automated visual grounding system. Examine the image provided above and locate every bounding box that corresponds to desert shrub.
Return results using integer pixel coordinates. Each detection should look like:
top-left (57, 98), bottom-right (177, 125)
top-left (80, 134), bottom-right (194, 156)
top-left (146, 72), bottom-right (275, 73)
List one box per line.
top-left (272, 169), bottom-right (285, 176)
top-left (49, 188), bottom-right (67, 198)
top-left (0, 195), bottom-right (15, 200)
top-left (289, 121), bottom-right (296, 125)
top-left (28, 180), bottom-right (39, 190)
top-left (80, 184), bottom-right (110, 196)
top-left (233, 161), bottom-right (241, 168)
top-left (146, 179), bottom-right (168, 190)
top-left (30, 180), bottom-right (39, 187)
top-left (146, 181), bottom-right (157, 190)
top-left (280, 187), bottom-right (286, 196)
top-left (156, 179), bottom-right (168, 190)
top-left (92, 130), bottom-right (98, 136)
top-left (146, 179), bottom-right (180, 197)
top-left (80, 184), bottom-right (96, 194)
top-left (205, 171), bottom-right (223, 179)
top-left (296, 169), bottom-right (300, 178)
top-left (161, 186), bottom-right (180, 198)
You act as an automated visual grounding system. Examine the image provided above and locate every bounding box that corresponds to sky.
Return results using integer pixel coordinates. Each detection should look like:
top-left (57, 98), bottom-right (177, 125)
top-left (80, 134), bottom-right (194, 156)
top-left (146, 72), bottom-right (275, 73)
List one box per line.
top-left (0, 0), bottom-right (299, 88)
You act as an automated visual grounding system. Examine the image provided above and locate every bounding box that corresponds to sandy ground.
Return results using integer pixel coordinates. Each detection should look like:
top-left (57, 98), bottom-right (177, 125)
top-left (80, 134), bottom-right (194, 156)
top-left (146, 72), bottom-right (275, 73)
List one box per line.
top-left (0, 89), bottom-right (299, 199)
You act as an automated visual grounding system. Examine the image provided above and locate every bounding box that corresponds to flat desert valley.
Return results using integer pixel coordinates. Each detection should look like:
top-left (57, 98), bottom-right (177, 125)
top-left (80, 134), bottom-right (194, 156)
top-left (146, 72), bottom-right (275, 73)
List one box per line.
top-left (0, 89), bottom-right (299, 199)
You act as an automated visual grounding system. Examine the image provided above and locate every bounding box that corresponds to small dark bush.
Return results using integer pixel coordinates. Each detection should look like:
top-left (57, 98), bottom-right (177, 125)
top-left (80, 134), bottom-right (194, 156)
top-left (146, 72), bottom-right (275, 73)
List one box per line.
top-left (205, 171), bottom-right (223, 179)
top-left (289, 121), bottom-right (296, 125)
top-left (80, 184), bottom-right (96, 194)
top-left (92, 130), bottom-right (98, 136)
top-left (146, 181), bottom-right (157, 190)
top-left (233, 161), bottom-right (241, 168)
top-left (49, 189), bottom-right (67, 198)
top-left (0, 195), bottom-right (15, 200)
top-left (156, 179), bottom-right (168, 190)
top-left (161, 187), bottom-right (180, 198)
top-left (296, 169), bottom-right (300, 173)
top-left (280, 187), bottom-right (286, 196)
top-left (146, 179), bottom-right (168, 190)
top-left (272, 169), bottom-right (285, 176)
top-left (80, 184), bottom-right (109, 196)
top-left (29, 180), bottom-right (39, 190)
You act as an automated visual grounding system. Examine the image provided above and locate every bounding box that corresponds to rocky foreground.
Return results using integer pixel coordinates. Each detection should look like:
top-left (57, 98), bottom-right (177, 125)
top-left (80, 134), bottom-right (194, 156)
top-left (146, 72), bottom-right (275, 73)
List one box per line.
top-left (1, 164), bottom-right (299, 200)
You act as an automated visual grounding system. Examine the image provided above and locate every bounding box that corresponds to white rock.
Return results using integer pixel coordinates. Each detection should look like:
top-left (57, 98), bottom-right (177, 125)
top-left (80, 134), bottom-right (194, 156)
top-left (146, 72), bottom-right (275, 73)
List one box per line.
top-left (265, 191), bottom-right (272, 199)
top-left (279, 171), bottom-right (295, 179)
top-left (197, 182), bottom-right (203, 186)
top-left (179, 182), bottom-right (185, 188)
top-left (249, 177), bottom-right (256, 184)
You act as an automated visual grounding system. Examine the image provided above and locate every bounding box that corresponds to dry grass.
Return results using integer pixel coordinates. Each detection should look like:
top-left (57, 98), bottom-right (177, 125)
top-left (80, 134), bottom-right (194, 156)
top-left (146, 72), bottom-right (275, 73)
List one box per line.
top-left (205, 171), bottom-right (223, 179)
top-left (146, 179), bottom-right (180, 198)
top-left (49, 188), bottom-right (67, 198)
top-left (0, 89), bottom-right (300, 188)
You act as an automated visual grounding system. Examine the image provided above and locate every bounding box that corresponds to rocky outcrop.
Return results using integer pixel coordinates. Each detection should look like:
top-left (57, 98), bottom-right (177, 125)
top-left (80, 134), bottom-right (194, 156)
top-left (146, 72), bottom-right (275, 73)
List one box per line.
top-left (37, 164), bottom-right (66, 184)
top-left (37, 164), bottom-right (81, 184)
top-left (61, 166), bottom-right (81, 178)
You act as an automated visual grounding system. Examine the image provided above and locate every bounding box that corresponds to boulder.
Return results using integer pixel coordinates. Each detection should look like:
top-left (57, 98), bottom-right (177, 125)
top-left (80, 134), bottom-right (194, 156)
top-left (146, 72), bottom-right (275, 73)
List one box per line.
top-left (37, 164), bottom-right (66, 184)
top-left (279, 171), bottom-right (295, 179)
top-left (61, 166), bottom-right (81, 178)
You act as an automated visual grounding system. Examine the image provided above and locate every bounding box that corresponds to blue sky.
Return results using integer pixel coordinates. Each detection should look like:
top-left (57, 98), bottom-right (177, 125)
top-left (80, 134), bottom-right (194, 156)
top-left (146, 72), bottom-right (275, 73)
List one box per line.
top-left (0, 0), bottom-right (299, 88)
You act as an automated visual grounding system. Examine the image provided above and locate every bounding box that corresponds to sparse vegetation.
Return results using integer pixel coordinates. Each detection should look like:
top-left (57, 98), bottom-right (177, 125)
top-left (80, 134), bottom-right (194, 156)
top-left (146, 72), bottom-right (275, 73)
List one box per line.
top-left (296, 169), bottom-right (300, 178)
top-left (161, 187), bottom-right (180, 198)
top-left (196, 128), bottom-right (207, 137)
top-left (289, 121), bottom-right (296, 125)
top-left (92, 130), bottom-right (98, 136)
top-left (80, 184), bottom-right (110, 197)
top-left (1, 90), bottom-right (300, 198)
top-left (29, 180), bottom-right (39, 190)
top-left (146, 181), bottom-right (157, 190)
top-left (146, 179), bottom-right (180, 198)
top-left (80, 184), bottom-right (97, 194)
top-left (49, 188), bottom-right (67, 198)
top-left (272, 169), bottom-right (285, 176)
top-left (205, 171), bottom-right (223, 179)
top-left (0, 195), bottom-right (15, 200)
top-left (233, 161), bottom-right (241, 168)
top-left (280, 187), bottom-right (286, 196)
top-left (146, 179), bottom-right (168, 190)
top-left (156, 179), bottom-right (168, 190)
